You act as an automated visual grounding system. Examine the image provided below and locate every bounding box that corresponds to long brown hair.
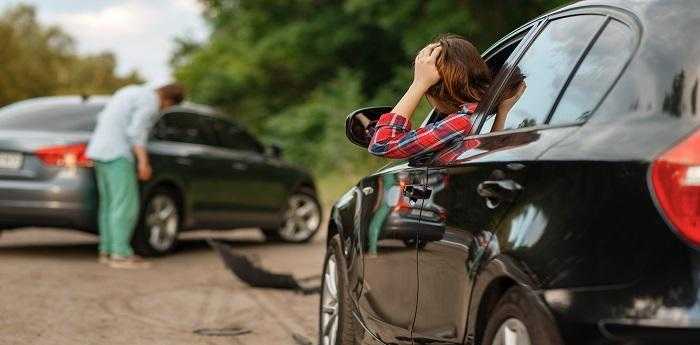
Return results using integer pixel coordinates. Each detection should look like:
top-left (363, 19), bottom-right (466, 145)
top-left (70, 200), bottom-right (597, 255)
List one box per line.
top-left (425, 34), bottom-right (492, 114)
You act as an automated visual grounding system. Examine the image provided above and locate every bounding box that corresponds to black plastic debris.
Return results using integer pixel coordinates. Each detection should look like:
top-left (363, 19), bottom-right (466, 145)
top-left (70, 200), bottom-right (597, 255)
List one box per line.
top-left (193, 327), bottom-right (252, 337)
top-left (208, 239), bottom-right (321, 295)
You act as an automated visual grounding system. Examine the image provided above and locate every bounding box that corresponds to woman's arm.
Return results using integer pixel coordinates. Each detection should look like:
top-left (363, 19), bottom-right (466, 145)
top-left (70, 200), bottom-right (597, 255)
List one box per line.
top-left (492, 81), bottom-right (526, 132)
top-left (390, 43), bottom-right (443, 121)
top-left (368, 112), bottom-right (472, 159)
top-left (367, 44), bottom-right (450, 159)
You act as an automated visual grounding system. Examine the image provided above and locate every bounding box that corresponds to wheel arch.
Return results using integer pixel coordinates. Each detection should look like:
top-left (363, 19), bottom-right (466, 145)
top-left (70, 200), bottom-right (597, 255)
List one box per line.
top-left (472, 276), bottom-right (517, 345)
top-left (327, 206), bottom-right (341, 245)
top-left (468, 255), bottom-right (541, 345)
top-left (142, 178), bottom-right (188, 228)
top-left (295, 178), bottom-right (317, 194)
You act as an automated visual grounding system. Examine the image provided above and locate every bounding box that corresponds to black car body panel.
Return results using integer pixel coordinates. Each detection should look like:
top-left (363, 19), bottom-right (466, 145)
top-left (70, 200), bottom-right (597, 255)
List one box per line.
top-left (328, 1), bottom-right (700, 344)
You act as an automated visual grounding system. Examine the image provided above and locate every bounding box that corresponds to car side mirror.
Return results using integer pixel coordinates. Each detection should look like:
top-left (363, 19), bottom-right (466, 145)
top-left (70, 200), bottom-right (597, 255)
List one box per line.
top-left (268, 144), bottom-right (283, 158)
top-left (345, 106), bottom-right (392, 148)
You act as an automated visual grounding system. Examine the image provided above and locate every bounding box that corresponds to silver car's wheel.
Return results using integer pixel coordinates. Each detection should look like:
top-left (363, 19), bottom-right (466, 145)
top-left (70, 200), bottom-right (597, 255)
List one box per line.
top-left (145, 194), bottom-right (179, 252)
top-left (491, 318), bottom-right (531, 345)
top-left (278, 193), bottom-right (321, 242)
top-left (320, 254), bottom-right (339, 345)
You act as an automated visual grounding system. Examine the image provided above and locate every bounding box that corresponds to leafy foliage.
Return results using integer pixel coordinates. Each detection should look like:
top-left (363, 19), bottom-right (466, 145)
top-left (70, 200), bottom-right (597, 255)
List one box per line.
top-left (0, 5), bottom-right (142, 107)
top-left (174, 0), bottom-right (570, 197)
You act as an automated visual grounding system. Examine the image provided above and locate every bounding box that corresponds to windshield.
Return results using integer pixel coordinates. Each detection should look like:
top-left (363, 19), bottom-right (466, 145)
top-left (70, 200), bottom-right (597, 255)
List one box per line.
top-left (0, 99), bottom-right (105, 132)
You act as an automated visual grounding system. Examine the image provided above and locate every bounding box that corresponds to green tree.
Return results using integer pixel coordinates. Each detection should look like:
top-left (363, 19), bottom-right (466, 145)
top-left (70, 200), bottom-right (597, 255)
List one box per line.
top-left (0, 4), bottom-right (142, 107)
top-left (174, 0), bottom-right (570, 201)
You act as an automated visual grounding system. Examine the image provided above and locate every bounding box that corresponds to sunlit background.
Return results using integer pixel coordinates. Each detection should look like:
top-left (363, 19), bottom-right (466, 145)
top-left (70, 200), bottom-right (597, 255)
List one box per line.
top-left (0, 0), bottom-right (208, 85)
top-left (0, 0), bottom-right (569, 205)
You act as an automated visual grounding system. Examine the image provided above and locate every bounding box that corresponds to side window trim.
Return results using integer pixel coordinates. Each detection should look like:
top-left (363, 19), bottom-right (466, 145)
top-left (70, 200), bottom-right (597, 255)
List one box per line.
top-left (474, 13), bottom-right (608, 134)
top-left (474, 8), bottom-right (640, 135)
top-left (548, 17), bottom-right (639, 126)
top-left (543, 16), bottom-right (610, 125)
top-left (473, 19), bottom-right (547, 134)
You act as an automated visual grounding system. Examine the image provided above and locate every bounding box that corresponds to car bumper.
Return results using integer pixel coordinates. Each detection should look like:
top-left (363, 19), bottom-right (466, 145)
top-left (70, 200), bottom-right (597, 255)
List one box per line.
top-left (0, 169), bottom-right (97, 231)
top-left (541, 282), bottom-right (700, 344)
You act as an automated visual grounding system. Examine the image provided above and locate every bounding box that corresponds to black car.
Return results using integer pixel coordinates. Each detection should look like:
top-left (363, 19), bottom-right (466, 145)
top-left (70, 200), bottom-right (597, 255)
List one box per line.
top-left (320, 1), bottom-right (700, 344)
top-left (0, 96), bottom-right (321, 256)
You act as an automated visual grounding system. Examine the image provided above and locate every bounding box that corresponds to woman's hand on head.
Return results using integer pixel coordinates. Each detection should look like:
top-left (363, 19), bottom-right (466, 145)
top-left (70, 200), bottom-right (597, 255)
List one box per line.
top-left (413, 43), bottom-right (443, 90)
top-left (499, 81), bottom-right (527, 112)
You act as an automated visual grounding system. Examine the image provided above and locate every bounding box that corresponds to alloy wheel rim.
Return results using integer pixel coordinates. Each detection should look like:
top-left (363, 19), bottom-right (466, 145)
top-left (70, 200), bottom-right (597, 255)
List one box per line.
top-left (491, 318), bottom-right (531, 345)
top-left (146, 195), bottom-right (179, 251)
top-left (321, 254), bottom-right (339, 345)
top-left (280, 194), bottom-right (320, 241)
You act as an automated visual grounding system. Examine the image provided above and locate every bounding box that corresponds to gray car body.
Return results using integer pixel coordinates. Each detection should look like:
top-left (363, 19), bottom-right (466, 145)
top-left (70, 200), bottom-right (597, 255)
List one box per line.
top-left (0, 96), bottom-right (317, 233)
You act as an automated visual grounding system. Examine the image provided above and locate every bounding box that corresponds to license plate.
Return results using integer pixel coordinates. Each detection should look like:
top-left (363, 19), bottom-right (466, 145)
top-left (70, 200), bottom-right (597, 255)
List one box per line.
top-left (0, 152), bottom-right (23, 170)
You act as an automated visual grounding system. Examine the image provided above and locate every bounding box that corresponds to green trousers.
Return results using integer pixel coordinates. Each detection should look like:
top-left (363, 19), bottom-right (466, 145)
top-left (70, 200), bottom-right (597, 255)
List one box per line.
top-left (94, 158), bottom-right (139, 256)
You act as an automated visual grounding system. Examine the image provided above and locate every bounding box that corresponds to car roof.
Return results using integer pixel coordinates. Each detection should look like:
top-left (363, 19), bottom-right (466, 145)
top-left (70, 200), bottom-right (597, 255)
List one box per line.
top-left (1, 96), bottom-right (225, 118)
top-left (539, 0), bottom-right (699, 45)
top-left (0, 95), bottom-right (110, 109)
top-left (166, 102), bottom-right (224, 118)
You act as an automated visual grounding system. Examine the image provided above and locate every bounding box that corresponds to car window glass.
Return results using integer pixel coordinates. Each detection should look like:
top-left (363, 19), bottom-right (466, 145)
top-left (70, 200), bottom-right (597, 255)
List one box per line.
top-left (549, 20), bottom-right (634, 124)
top-left (212, 119), bottom-right (263, 153)
top-left (154, 113), bottom-right (216, 146)
top-left (480, 15), bottom-right (605, 133)
top-left (196, 116), bottom-right (221, 146)
top-left (486, 37), bottom-right (524, 76)
top-left (0, 103), bottom-right (103, 131)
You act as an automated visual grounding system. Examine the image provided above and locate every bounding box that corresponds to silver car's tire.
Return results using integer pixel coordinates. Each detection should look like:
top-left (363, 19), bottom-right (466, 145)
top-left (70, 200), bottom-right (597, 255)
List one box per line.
top-left (262, 187), bottom-right (321, 243)
top-left (133, 188), bottom-right (181, 257)
top-left (481, 286), bottom-right (563, 345)
top-left (319, 235), bottom-right (354, 345)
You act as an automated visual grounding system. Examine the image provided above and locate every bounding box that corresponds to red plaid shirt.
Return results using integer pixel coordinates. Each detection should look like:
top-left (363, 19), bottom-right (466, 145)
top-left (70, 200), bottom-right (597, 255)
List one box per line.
top-left (368, 103), bottom-right (478, 159)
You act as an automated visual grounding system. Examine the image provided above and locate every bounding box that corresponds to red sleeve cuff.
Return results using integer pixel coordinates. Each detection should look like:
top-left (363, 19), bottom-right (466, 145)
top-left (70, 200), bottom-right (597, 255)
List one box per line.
top-left (376, 113), bottom-right (412, 130)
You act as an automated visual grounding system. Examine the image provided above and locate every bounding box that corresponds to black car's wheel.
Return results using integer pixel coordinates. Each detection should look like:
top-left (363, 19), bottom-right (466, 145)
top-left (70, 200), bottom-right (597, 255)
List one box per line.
top-left (133, 188), bottom-right (181, 257)
top-left (482, 286), bottom-right (563, 345)
top-left (319, 235), bottom-right (354, 345)
top-left (262, 187), bottom-right (321, 243)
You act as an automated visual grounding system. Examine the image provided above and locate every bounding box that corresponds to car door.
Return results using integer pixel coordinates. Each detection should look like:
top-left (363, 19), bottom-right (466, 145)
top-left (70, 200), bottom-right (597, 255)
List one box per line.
top-left (497, 14), bottom-right (641, 289)
top-left (151, 112), bottom-right (227, 226)
top-left (210, 118), bottom-right (287, 226)
top-left (355, 159), bottom-right (425, 345)
top-left (411, 12), bottom-right (615, 345)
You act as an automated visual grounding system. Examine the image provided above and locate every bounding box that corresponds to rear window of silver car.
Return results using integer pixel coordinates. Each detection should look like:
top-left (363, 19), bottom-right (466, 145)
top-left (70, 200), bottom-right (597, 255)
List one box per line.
top-left (0, 100), bottom-right (104, 132)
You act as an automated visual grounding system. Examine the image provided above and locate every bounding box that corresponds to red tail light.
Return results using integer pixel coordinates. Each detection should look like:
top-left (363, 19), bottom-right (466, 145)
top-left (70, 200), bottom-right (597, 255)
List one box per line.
top-left (651, 129), bottom-right (700, 246)
top-left (35, 143), bottom-right (91, 168)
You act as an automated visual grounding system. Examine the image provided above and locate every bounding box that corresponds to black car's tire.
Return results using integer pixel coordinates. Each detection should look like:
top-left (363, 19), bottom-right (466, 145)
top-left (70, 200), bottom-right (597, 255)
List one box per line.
top-left (318, 235), bottom-right (354, 345)
top-left (132, 188), bottom-right (181, 257)
top-left (262, 187), bottom-right (321, 243)
top-left (481, 286), bottom-right (563, 345)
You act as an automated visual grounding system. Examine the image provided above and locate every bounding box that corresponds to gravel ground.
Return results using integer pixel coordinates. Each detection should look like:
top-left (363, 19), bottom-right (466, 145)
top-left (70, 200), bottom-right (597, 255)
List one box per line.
top-left (0, 227), bottom-right (326, 345)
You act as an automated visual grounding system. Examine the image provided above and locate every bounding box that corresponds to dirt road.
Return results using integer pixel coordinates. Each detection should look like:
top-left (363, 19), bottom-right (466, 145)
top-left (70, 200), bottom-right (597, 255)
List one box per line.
top-left (0, 228), bottom-right (326, 345)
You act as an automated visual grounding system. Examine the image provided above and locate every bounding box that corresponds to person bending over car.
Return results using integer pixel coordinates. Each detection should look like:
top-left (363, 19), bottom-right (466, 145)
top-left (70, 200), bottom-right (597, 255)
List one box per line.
top-left (369, 34), bottom-right (525, 159)
top-left (86, 83), bottom-right (185, 269)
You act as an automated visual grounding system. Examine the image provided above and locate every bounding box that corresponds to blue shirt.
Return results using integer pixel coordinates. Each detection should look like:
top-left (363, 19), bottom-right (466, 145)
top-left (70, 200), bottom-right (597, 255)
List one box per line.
top-left (86, 85), bottom-right (159, 162)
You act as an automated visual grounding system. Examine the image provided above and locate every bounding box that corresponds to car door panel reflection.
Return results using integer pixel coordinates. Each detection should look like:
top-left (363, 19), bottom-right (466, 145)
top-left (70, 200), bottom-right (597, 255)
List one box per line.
top-left (357, 164), bottom-right (424, 345)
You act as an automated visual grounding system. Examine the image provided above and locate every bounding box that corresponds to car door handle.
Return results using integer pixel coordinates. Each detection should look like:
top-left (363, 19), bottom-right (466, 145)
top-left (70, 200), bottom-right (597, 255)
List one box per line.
top-left (403, 185), bottom-right (432, 202)
top-left (175, 157), bottom-right (192, 166)
top-left (231, 162), bottom-right (248, 171)
top-left (477, 179), bottom-right (523, 209)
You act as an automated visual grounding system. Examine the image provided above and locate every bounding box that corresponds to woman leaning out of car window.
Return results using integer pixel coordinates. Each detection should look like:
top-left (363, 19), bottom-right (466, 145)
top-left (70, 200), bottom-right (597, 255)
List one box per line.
top-left (368, 34), bottom-right (526, 160)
